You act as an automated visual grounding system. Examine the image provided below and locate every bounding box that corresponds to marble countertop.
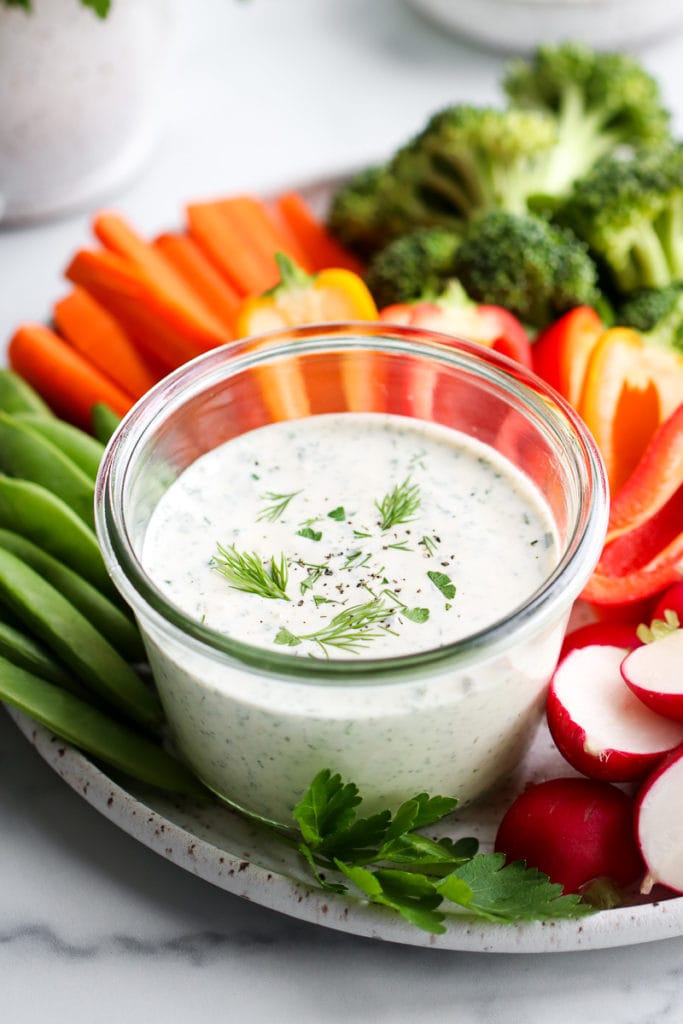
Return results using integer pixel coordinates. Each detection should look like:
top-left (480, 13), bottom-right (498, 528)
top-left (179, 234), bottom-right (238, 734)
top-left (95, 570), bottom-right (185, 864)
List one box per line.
top-left (2, 1), bottom-right (683, 1020)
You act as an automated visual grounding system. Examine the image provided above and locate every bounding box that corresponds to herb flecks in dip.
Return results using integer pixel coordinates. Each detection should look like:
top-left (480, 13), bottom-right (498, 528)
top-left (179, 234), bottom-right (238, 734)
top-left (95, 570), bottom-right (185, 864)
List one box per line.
top-left (142, 412), bottom-right (558, 658)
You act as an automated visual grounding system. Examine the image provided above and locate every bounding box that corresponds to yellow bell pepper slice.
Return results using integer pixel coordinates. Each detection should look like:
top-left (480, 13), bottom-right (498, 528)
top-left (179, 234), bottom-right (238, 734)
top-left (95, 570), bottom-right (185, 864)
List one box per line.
top-left (235, 254), bottom-right (379, 421)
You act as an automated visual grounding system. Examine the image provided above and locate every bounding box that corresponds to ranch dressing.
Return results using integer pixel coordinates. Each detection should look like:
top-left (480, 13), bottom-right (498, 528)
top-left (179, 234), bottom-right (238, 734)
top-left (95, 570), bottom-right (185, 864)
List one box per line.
top-left (142, 413), bottom-right (557, 659)
top-left (138, 411), bottom-right (566, 825)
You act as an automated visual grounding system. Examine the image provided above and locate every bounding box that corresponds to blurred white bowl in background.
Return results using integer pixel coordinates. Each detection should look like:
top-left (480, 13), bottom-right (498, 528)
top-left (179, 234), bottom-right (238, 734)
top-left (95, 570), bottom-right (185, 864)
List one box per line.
top-left (0, 0), bottom-right (176, 225)
top-left (407, 0), bottom-right (683, 53)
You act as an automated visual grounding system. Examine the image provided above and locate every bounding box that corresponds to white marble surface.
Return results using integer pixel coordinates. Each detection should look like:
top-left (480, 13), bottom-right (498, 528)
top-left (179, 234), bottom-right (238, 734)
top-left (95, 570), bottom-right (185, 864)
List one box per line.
top-left (3, 1), bottom-right (683, 1019)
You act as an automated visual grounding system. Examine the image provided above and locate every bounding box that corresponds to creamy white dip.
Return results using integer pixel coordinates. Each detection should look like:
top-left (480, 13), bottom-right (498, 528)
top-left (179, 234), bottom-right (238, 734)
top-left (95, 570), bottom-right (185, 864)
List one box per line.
top-left (142, 413), bottom-right (557, 660)
top-left (138, 412), bottom-right (566, 825)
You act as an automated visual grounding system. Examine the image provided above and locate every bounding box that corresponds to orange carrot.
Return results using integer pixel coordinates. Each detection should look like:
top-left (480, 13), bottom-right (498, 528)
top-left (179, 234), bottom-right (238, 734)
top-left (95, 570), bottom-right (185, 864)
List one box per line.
top-left (154, 232), bottom-right (242, 331)
top-left (92, 212), bottom-right (231, 338)
top-left (8, 323), bottom-right (133, 430)
top-left (219, 195), bottom-right (313, 274)
top-left (188, 201), bottom-right (284, 295)
top-left (275, 191), bottom-right (364, 274)
top-left (66, 249), bottom-right (231, 371)
top-left (54, 288), bottom-right (160, 400)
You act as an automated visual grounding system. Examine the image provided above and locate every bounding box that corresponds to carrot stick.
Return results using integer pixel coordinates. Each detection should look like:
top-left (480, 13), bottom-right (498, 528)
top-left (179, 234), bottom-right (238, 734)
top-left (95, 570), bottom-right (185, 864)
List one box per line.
top-left (154, 233), bottom-right (242, 331)
top-left (219, 195), bottom-right (313, 273)
top-left (8, 323), bottom-right (133, 430)
top-left (187, 201), bottom-right (282, 295)
top-left (53, 288), bottom-right (160, 400)
top-left (275, 191), bottom-right (365, 273)
top-left (92, 212), bottom-right (231, 338)
top-left (66, 249), bottom-right (230, 371)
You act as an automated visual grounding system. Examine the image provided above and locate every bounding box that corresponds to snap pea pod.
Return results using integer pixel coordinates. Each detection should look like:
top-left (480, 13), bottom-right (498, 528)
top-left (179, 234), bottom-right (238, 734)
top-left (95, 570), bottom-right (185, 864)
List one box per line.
top-left (0, 547), bottom-right (161, 729)
top-left (12, 413), bottom-right (104, 480)
top-left (0, 616), bottom-right (80, 692)
top-left (0, 475), bottom-right (116, 599)
top-left (0, 655), bottom-right (205, 798)
top-left (0, 368), bottom-right (53, 417)
top-left (0, 412), bottom-right (95, 527)
top-left (92, 402), bottom-right (122, 445)
top-left (0, 529), bottom-right (144, 662)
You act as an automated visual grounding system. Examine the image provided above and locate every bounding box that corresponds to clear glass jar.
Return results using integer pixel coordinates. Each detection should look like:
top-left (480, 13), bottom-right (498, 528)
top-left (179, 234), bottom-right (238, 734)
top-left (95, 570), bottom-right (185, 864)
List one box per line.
top-left (95, 325), bottom-right (608, 829)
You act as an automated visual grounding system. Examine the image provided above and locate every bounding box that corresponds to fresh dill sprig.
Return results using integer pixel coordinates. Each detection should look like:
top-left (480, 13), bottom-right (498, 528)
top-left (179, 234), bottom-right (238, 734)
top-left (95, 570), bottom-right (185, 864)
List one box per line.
top-left (257, 489), bottom-right (301, 523)
top-left (419, 535), bottom-right (439, 557)
top-left (376, 477), bottom-right (421, 532)
top-left (212, 544), bottom-right (290, 600)
top-left (274, 598), bottom-right (395, 655)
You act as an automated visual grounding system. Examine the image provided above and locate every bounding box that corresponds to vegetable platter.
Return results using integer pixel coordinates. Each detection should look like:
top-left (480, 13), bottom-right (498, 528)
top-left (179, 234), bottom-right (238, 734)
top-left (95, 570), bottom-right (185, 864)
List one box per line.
top-left (2, 42), bottom-right (683, 951)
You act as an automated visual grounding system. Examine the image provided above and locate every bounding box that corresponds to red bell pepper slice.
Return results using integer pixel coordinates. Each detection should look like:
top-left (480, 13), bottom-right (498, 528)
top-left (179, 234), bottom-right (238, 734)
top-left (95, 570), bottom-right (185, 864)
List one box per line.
top-left (532, 305), bottom-right (604, 406)
top-left (379, 287), bottom-right (533, 368)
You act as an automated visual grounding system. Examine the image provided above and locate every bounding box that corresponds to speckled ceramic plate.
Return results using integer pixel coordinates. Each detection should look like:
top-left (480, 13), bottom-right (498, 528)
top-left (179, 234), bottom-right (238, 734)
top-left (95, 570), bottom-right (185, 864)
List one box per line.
top-left (7, 704), bottom-right (683, 953)
top-left (4, 175), bottom-right (683, 953)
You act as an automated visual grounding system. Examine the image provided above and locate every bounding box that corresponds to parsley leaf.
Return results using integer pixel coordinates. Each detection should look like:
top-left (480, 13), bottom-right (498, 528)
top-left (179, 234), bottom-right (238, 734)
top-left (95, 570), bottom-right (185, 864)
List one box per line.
top-left (440, 854), bottom-right (592, 922)
top-left (328, 506), bottom-right (346, 521)
top-left (297, 526), bottom-right (322, 542)
top-left (427, 570), bottom-right (456, 600)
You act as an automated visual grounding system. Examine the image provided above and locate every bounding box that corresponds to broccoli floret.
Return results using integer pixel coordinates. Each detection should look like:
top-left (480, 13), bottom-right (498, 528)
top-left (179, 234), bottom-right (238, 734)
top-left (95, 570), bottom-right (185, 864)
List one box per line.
top-left (504, 43), bottom-right (672, 196)
top-left (326, 105), bottom-right (558, 258)
top-left (389, 105), bottom-right (558, 221)
top-left (451, 210), bottom-right (601, 330)
top-left (618, 285), bottom-right (683, 351)
top-left (556, 147), bottom-right (683, 295)
top-left (325, 165), bottom-right (395, 259)
top-left (364, 227), bottom-right (462, 308)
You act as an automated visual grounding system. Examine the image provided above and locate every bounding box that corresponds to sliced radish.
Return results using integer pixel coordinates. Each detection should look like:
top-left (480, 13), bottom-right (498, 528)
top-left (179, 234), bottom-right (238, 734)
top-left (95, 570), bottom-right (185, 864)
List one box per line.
top-left (621, 629), bottom-right (683, 722)
top-left (494, 777), bottom-right (643, 895)
top-left (547, 645), bottom-right (683, 782)
top-left (636, 745), bottom-right (683, 894)
top-left (559, 620), bottom-right (642, 661)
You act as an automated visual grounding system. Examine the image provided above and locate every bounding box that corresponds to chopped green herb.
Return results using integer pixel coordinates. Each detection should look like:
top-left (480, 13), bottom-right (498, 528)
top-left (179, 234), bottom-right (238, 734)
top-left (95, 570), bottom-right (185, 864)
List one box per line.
top-left (297, 526), bottom-right (322, 542)
top-left (376, 477), bottom-right (421, 532)
top-left (328, 506), bottom-right (346, 521)
top-left (427, 570), bottom-right (456, 601)
top-left (383, 589), bottom-right (429, 624)
top-left (212, 544), bottom-right (290, 600)
top-left (257, 490), bottom-right (301, 523)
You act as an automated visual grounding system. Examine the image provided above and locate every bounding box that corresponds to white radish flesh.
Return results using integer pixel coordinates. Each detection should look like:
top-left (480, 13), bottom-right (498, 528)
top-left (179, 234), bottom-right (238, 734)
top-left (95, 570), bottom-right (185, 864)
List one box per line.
top-left (636, 746), bottom-right (683, 894)
top-left (547, 645), bottom-right (683, 782)
top-left (621, 630), bottom-right (683, 722)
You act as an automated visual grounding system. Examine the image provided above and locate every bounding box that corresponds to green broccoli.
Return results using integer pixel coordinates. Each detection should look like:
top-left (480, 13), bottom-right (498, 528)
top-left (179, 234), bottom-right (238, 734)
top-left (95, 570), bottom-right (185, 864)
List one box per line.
top-left (325, 164), bottom-right (397, 259)
top-left (327, 105), bottom-right (558, 257)
top-left (618, 285), bottom-right (683, 351)
top-left (364, 227), bottom-right (461, 308)
top-left (450, 210), bottom-right (601, 330)
top-left (555, 147), bottom-right (683, 295)
top-left (504, 42), bottom-right (672, 196)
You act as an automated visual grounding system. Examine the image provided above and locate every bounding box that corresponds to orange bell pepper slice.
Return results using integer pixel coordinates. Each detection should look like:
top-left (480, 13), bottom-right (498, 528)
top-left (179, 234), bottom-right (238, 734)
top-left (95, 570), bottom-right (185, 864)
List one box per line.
top-left (578, 327), bottom-right (683, 493)
top-left (235, 254), bottom-right (379, 421)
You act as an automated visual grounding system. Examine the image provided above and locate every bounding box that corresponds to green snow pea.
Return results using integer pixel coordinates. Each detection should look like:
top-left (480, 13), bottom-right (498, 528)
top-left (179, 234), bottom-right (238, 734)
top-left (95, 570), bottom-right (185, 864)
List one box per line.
top-left (0, 655), bottom-right (205, 798)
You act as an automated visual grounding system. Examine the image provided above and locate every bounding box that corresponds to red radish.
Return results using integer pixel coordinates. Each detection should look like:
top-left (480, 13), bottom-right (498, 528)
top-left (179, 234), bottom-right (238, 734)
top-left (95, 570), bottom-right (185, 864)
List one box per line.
top-left (559, 620), bottom-right (642, 661)
top-left (547, 645), bottom-right (683, 782)
top-left (636, 745), bottom-right (683, 895)
top-left (494, 777), bottom-right (643, 895)
top-left (652, 582), bottom-right (683, 624)
top-left (621, 628), bottom-right (683, 722)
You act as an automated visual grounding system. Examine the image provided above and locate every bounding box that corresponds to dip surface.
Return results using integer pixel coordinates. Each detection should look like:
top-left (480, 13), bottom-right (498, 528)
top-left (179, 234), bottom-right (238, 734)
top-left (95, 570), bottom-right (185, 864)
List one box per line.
top-left (142, 412), bottom-right (559, 658)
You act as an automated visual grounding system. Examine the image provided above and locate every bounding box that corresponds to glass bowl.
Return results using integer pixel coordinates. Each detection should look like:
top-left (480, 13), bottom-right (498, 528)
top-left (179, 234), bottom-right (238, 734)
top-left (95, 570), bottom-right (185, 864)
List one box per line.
top-left (95, 324), bottom-right (608, 829)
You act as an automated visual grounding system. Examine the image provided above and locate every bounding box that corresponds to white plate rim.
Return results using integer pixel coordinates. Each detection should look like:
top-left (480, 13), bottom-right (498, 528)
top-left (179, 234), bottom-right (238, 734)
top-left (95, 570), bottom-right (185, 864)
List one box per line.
top-left (7, 705), bottom-right (683, 954)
